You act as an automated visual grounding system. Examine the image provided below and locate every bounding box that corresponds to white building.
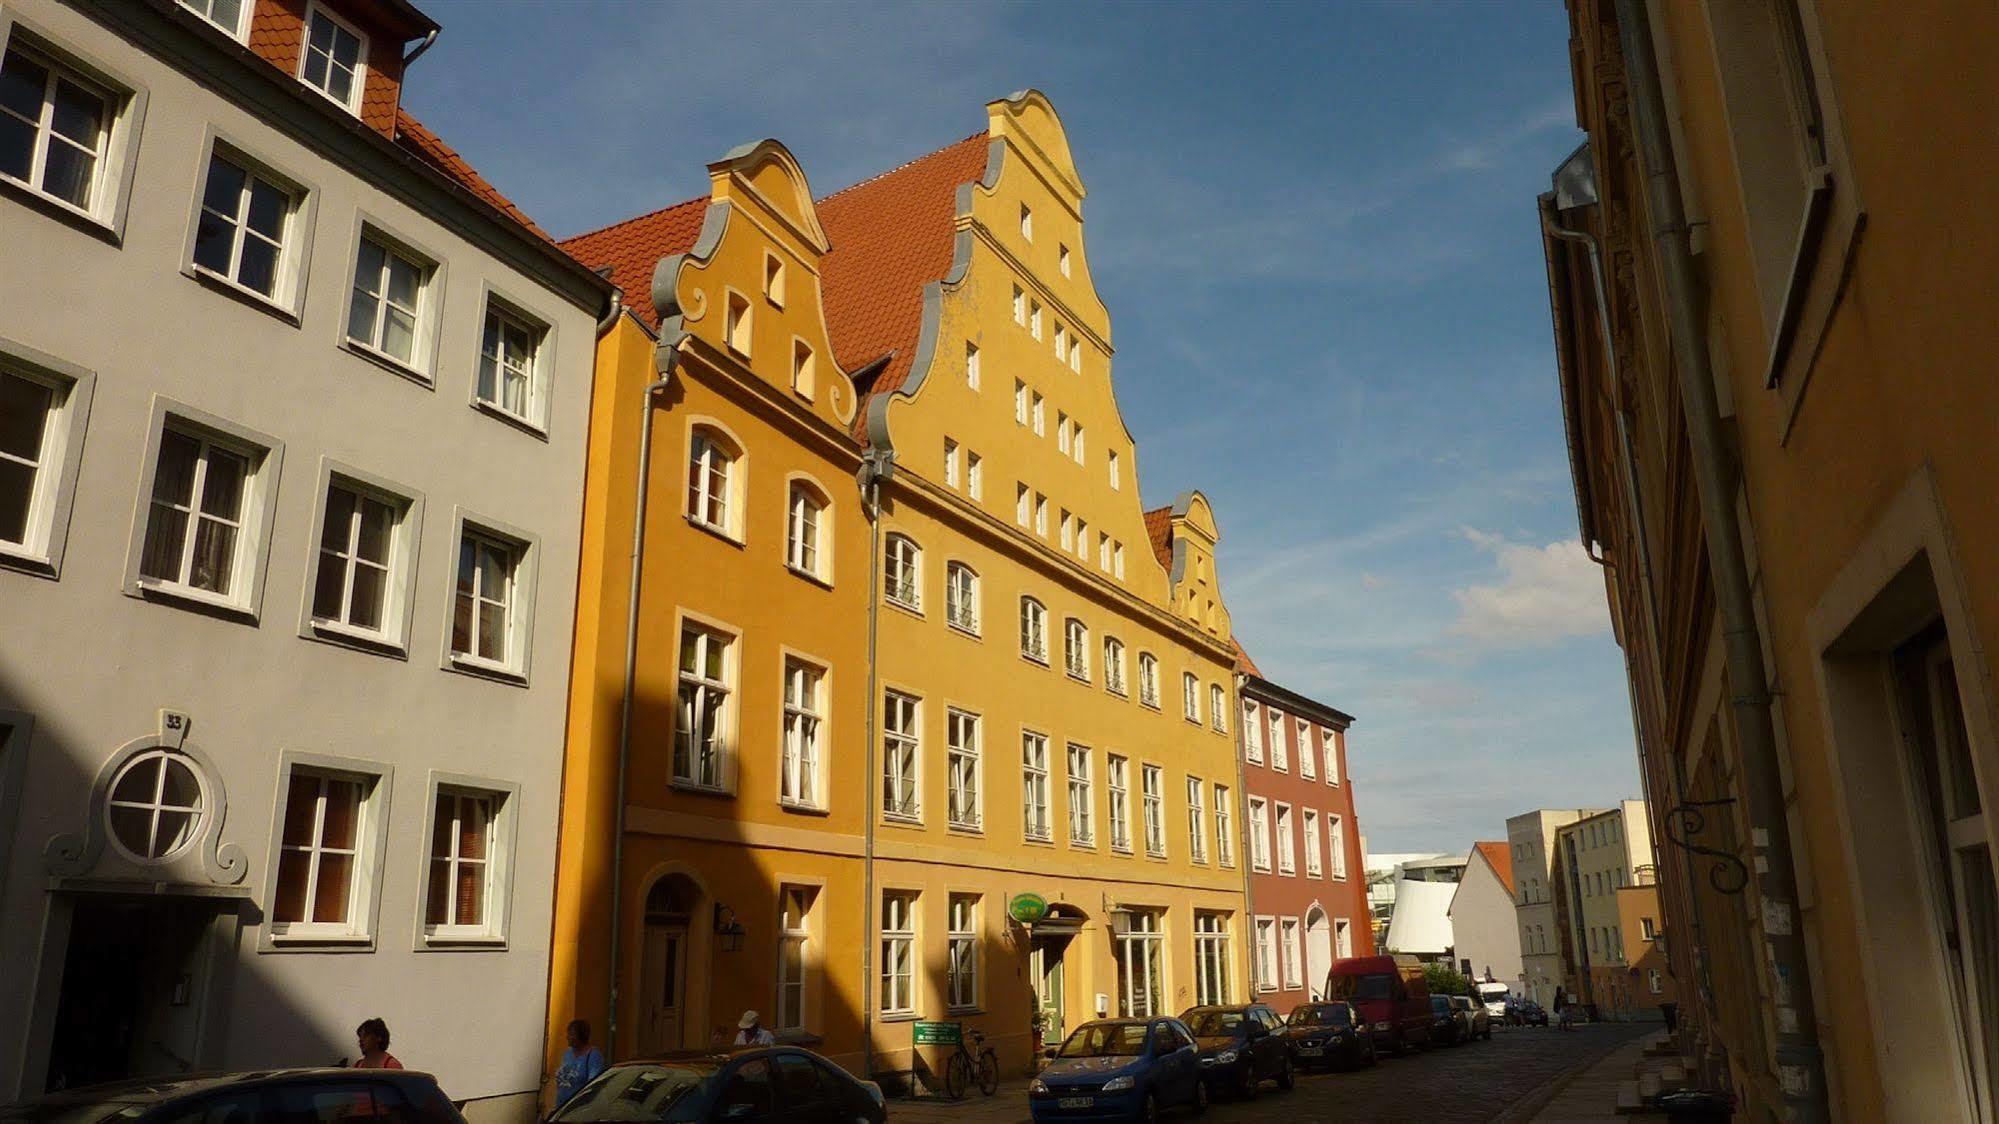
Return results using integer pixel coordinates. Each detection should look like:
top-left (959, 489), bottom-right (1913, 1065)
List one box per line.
top-left (1448, 842), bottom-right (1522, 988)
top-left (1374, 850), bottom-right (1466, 960)
top-left (0, 0), bottom-right (610, 1115)
top-left (1507, 807), bottom-right (1596, 1008)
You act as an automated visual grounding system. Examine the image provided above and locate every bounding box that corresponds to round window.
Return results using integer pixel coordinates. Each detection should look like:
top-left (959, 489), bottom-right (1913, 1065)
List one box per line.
top-left (105, 750), bottom-right (206, 862)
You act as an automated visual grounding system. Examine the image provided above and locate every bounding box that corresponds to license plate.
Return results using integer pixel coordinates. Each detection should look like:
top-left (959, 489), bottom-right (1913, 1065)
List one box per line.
top-left (1297, 1046), bottom-right (1324, 1057)
top-left (1059, 1096), bottom-right (1094, 1109)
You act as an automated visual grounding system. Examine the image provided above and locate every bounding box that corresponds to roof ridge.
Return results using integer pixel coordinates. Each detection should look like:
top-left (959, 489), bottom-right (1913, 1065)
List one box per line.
top-left (560, 193), bottom-right (709, 248)
top-left (816, 130), bottom-right (989, 205)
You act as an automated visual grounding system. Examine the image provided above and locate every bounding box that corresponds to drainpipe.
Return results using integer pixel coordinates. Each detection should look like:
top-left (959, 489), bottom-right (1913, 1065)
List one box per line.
top-left (605, 341), bottom-right (682, 1058)
top-left (1611, 0), bottom-right (1828, 1115)
top-left (1232, 674), bottom-right (1255, 998)
top-left (856, 447), bottom-right (894, 1079)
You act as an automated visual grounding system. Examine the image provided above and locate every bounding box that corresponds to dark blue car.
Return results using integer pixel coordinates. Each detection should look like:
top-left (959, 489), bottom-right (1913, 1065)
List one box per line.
top-left (1029, 1017), bottom-right (1207, 1122)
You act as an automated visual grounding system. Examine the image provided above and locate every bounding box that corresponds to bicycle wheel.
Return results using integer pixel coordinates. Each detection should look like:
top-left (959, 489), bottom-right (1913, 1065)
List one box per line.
top-left (977, 1048), bottom-right (999, 1095)
top-left (944, 1051), bottom-right (970, 1099)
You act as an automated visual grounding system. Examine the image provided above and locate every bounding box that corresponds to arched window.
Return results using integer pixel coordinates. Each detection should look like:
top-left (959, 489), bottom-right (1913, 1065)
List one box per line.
top-left (1210, 684), bottom-right (1227, 732)
top-left (883, 533), bottom-right (920, 609)
top-left (945, 562), bottom-right (980, 633)
top-left (1019, 597), bottom-right (1047, 662)
top-left (786, 482), bottom-right (828, 580)
top-left (1137, 653), bottom-right (1160, 708)
top-left (1103, 637), bottom-right (1127, 696)
top-left (1182, 672), bottom-right (1200, 722)
top-left (1064, 618), bottom-right (1089, 680)
top-left (687, 427), bottom-right (738, 535)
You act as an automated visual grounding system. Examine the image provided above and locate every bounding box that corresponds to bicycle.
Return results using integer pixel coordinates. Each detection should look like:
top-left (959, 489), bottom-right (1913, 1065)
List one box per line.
top-left (942, 1027), bottom-right (999, 1099)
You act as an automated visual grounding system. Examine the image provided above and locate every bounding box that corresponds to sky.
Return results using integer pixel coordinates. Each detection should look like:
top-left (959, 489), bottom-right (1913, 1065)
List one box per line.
top-left (407, 0), bottom-right (1641, 855)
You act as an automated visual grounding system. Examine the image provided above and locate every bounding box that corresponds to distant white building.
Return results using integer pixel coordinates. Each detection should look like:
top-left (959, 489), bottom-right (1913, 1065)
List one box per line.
top-left (1372, 850), bottom-right (1467, 959)
top-left (1450, 842), bottom-right (1523, 988)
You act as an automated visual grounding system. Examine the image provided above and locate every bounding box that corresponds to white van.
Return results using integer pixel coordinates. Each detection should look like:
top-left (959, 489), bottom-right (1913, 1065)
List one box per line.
top-left (1476, 982), bottom-right (1511, 1020)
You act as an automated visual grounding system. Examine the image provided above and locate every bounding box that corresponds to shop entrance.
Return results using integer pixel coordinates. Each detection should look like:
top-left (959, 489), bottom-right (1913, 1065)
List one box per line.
top-left (45, 895), bottom-right (228, 1092)
top-left (1031, 940), bottom-right (1065, 1045)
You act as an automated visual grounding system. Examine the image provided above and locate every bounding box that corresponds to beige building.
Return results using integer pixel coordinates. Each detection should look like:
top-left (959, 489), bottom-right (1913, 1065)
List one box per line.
top-left (1553, 801), bottom-right (1652, 1014)
top-left (0, 0), bottom-right (609, 1114)
top-left (1506, 808), bottom-right (1589, 1008)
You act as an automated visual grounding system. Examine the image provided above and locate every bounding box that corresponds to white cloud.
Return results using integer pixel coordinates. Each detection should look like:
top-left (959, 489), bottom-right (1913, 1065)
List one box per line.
top-left (1447, 529), bottom-right (1610, 647)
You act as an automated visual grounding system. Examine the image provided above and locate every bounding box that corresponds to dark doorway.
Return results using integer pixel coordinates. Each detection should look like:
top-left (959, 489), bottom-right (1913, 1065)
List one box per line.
top-left (45, 896), bottom-right (222, 1092)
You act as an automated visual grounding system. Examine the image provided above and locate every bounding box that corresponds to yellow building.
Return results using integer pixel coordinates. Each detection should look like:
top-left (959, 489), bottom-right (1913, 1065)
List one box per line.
top-left (1545, 1), bottom-right (1999, 1119)
top-left (549, 92), bottom-right (1248, 1091)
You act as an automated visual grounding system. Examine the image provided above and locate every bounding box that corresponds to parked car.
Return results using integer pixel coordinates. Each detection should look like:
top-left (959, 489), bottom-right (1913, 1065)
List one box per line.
top-left (1428, 994), bottom-right (1468, 1046)
top-left (0, 1068), bottom-right (464, 1124)
top-left (1449, 995), bottom-right (1492, 1040)
top-left (1281, 1001), bottom-right (1376, 1071)
top-left (1326, 954), bottom-right (1432, 1054)
top-left (1180, 1004), bottom-right (1293, 1099)
top-left (1030, 1017), bottom-right (1207, 1121)
top-left (1507, 999), bottom-right (1550, 1027)
top-left (548, 1047), bottom-right (887, 1123)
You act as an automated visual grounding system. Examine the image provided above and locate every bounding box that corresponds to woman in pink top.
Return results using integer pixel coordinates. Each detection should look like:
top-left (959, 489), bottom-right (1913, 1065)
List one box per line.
top-left (353, 1018), bottom-right (404, 1070)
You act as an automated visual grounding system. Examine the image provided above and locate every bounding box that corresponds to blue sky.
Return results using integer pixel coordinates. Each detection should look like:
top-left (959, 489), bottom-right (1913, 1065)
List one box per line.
top-left (409, 0), bottom-right (1640, 854)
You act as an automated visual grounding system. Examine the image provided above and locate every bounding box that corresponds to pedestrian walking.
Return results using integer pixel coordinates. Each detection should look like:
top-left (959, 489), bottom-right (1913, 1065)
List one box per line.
top-left (733, 1011), bottom-right (775, 1047)
top-left (353, 1018), bottom-right (404, 1069)
top-left (555, 1019), bottom-right (606, 1106)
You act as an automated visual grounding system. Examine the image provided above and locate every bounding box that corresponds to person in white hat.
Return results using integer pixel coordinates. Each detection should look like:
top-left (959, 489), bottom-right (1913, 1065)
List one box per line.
top-left (734, 1011), bottom-right (775, 1047)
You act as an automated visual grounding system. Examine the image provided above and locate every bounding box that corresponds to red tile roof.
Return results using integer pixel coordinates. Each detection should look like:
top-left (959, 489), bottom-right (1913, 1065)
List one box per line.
top-left (558, 132), bottom-right (993, 435)
top-left (393, 111), bottom-right (555, 243)
top-left (1231, 639), bottom-right (1262, 678)
top-left (1143, 506), bottom-right (1175, 572)
top-left (1473, 841), bottom-right (1514, 895)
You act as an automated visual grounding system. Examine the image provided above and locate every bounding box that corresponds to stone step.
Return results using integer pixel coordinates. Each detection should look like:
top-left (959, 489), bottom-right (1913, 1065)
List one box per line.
top-left (1659, 1063), bottom-right (1686, 1087)
top-left (1638, 1072), bottom-right (1663, 1101)
top-left (1617, 1081), bottom-right (1648, 1114)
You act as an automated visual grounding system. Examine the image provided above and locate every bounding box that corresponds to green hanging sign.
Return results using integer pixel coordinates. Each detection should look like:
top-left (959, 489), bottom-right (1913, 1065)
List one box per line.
top-left (1008, 893), bottom-right (1050, 924)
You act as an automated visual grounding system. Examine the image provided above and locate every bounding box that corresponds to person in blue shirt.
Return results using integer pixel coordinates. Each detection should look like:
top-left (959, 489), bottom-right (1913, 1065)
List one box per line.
top-left (554, 1019), bottom-right (606, 1106)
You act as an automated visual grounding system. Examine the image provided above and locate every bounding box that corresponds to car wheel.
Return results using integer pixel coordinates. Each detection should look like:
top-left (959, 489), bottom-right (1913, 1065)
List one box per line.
top-left (1141, 1092), bottom-right (1160, 1124)
top-left (1191, 1076), bottom-right (1209, 1116)
top-left (1277, 1058), bottom-right (1295, 1091)
top-left (1239, 1067), bottom-right (1258, 1100)
top-left (1367, 1040), bottom-right (1379, 1067)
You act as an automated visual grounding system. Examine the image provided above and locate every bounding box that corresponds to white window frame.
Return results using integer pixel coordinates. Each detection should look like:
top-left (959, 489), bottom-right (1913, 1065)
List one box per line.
top-left (1141, 763), bottom-right (1165, 857)
top-left (882, 690), bottom-right (921, 823)
top-left (673, 620), bottom-right (735, 791)
top-left (261, 750), bottom-right (392, 950)
top-left (296, 2), bottom-right (367, 114)
top-left (946, 708), bottom-right (981, 831)
top-left (685, 424), bottom-right (740, 539)
top-left (341, 220), bottom-right (442, 381)
top-left (0, 30), bottom-right (139, 230)
top-left (1248, 796), bottom-right (1271, 872)
top-left (945, 561), bottom-right (980, 635)
top-left (1323, 726), bottom-right (1341, 785)
top-left (177, 0), bottom-right (249, 39)
top-left (948, 894), bottom-right (980, 1011)
top-left (1107, 753), bottom-right (1131, 854)
top-left (1281, 918), bottom-right (1303, 988)
top-left (779, 656), bottom-right (825, 811)
top-left (776, 884), bottom-right (814, 1032)
top-left (883, 532), bottom-right (921, 611)
top-left (1275, 802), bottom-right (1295, 875)
top-left (880, 890), bottom-right (917, 1016)
top-left (762, 251), bottom-right (786, 306)
top-left (414, 772), bottom-right (519, 949)
top-left (182, 134), bottom-right (313, 316)
top-left (964, 341), bottom-right (980, 389)
top-left (1014, 380), bottom-right (1028, 425)
top-left (1032, 393), bottom-right (1045, 436)
top-left (1186, 776), bottom-right (1207, 863)
top-left (1303, 809), bottom-right (1322, 878)
top-left (472, 290), bottom-right (554, 432)
top-left (1182, 672), bottom-right (1200, 723)
top-left (1064, 617), bottom-right (1090, 681)
top-left (1021, 730), bottom-right (1051, 842)
top-left (1015, 482), bottom-right (1030, 526)
top-left (1194, 912), bottom-right (1231, 1005)
top-left (1210, 684), bottom-right (1228, 732)
top-left (943, 437), bottom-right (959, 489)
top-left (1254, 917), bottom-right (1278, 992)
top-left (1103, 636), bottom-right (1127, 696)
top-left (785, 479), bottom-right (829, 583)
top-left (1299, 726), bottom-right (1318, 780)
top-left (1138, 653), bottom-right (1160, 709)
top-left (1057, 413), bottom-right (1070, 456)
top-left (1268, 709), bottom-right (1289, 771)
top-left (1011, 284), bottom-right (1024, 325)
top-left (1034, 492), bottom-right (1048, 536)
top-left (1330, 813), bottom-right (1347, 879)
top-left (1019, 596), bottom-right (1048, 664)
top-left (123, 399), bottom-right (283, 620)
top-left (443, 512), bottom-right (537, 682)
top-left (299, 460), bottom-right (423, 654)
top-left (1114, 909), bottom-right (1163, 1018)
top-left (1243, 700), bottom-right (1263, 763)
top-left (1214, 784), bottom-right (1234, 867)
top-left (1066, 743), bottom-right (1093, 846)
top-left (1108, 449), bottom-right (1120, 490)
top-left (0, 338), bottom-right (93, 578)
top-left (966, 451), bottom-right (982, 500)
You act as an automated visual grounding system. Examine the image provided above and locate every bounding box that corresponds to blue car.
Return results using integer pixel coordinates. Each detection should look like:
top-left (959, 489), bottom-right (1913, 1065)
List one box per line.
top-left (1029, 1017), bottom-right (1208, 1122)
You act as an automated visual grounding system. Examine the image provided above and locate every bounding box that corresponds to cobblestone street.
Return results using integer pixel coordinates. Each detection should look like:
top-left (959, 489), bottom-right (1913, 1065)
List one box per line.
top-left (888, 1022), bottom-right (1656, 1123)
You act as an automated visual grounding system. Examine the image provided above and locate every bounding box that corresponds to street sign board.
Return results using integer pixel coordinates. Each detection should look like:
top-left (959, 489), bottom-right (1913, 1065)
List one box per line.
top-left (912, 1020), bottom-right (961, 1046)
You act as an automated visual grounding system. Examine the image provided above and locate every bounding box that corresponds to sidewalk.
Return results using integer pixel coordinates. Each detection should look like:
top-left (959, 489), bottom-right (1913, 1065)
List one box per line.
top-left (886, 1079), bottom-right (1032, 1124)
top-left (1527, 1031), bottom-right (1660, 1122)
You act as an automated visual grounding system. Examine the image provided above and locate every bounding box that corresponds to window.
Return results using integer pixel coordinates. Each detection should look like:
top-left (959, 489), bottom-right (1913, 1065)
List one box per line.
top-left (1108, 450), bottom-right (1120, 490)
top-left (1281, 919), bottom-right (1303, 988)
top-left (776, 886), bottom-right (814, 1031)
top-left (945, 562), bottom-right (979, 633)
top-left (346, 233), bottom-right (431, 372)
top-left (1275, 804), bottom-right (1295, 874)
top-left (1103, 637), bottom-right (1127, 696)
top-left (1299, 725), bottom-right (1317, 780)
top-left (1182, 673), bottom-right (1200, 723)
top-left (1114, 910), bottom-right (1163, 1017)
top-left (1030, 300), bottom-right (1042, 340)
top-left (960, 340), bottom-right (980, 390)
top-left (1243, 701), bottom-right (1263, 762)
top-left (310, 478), bottom-right (407, 640)
top-left (1642, 917), bottom-right (1657, 941)
top-left (1268, 709), bottom-right (1288, 771)
top-left (883, 533), bottom-right (920, 610)
top-left (298, 5), bottom-right (366, 112)
top-left (1141, 764), bottom-right (1165, 857)
top-left (674, 624), bottom-right (731, 789)
top-left (1058, 243), bottom-right (1071, 276)
top-left (138, 427), bottom-right (255, 601)
top-left (880, 891), bottom-right (916, 1016)
top-left (1214, 784), bottom-right (1234, 866)
top-left (1058, 510), bottom-right (1072, 552)
top-left (1011, 284), bottom-right (1024, 325)
top-left (791, 341), bottom-right (814, 398)
top-left (946, 709), bottom-right (980, 830)
top-left (1053, 324), bottom-right (1065, 361)
top-left (178, 0), bottom-right (246, 36)
top-left (449, 526), bottom-right (527, 673)
top-left (1019, 203), bottom-right (1032, 240)
top-left (724, 290), bottom-right (751, 355)
top-left (966, 452), bottom-right (982, 500)
top-left (1054, 742), bottom-right (1092, 846)
top-left (1248, 797), bottom-right (1271, 872)
top-left (882, 691), bottom-right (919, 822)
top-left (1073, 518), bottom-right (1088, 561)
top-left (1138, 653), bottom-right (1160, 708)
top-left (1254, 918), bottom-right (1278, 991)
top-left (1113, 542), bottom-right (1124, 579)
top-left (948, 895), bottom-right (979, 1010)
top-left (192, 149), bottom-right (295, 300)
top-left (1210, 685), bottom-right (1227, 732)
top-left (1107, 754), bottom-right (1131, 853)
top-left (1069, 339), bottom-right (1081, 373)
top-left (1649, 969), bottom-right (1663, 995)
top-left (943, 438), bottom-right (959, 489)
top-left (1034, 492), bottom-right (1048, 536)
top-left (1096, 532), bottom-right (1109, 572)
top-left (1014, 380), bottom-right (1028, 425)
top-left (1032, 393), bottom-right (1045, 436)
top-left (1015, 482), bottom-right (1029, 526)
top-left (476, 301), bottom-right (546, 426)
top-left (1186, 777), bottom-right (1207, 863)
top-left (1330, 813), bottom-right (1348, 878)
top-left (272, 767), bottom-right (373, 937)
top-left (780, 659), bottom-right (823, 809)
top-left (1303, 809), bottom-right (1322, 877)
top-left (1072, 426), bottom-right (1085, 466)
top-left (759, 251), bottom-right (786, 305)
top-left (786, 483), bottom-right (826, 580)
top-left (1021, 731), bottom-right (1051, 841)
top-left (423, 786), bottom-right (507, 940)
top-left (1019, 597), bottom-right (1047, 663)
top-left (1056, 413), bottom-right (1070, 455)
top-left (1063, 618), bottom-right (1089, 680)
top-left (0, 356), bottom-right (90, 572)
top-left (0, 43), bottom-right (112, 214)
top-left (1194, 913), bottom-right (1230, 1005)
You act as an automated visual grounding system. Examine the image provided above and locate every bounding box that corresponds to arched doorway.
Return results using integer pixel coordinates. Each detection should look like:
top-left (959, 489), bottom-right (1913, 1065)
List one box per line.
top-left (640, 875), bottom-right (700, 1054)
top-left (1304, 906), bottom-right (1333, 1000)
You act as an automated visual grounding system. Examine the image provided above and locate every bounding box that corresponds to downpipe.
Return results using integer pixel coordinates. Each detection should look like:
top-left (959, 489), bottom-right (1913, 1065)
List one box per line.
top-left (1611, 0), bottom-right (1828, 1115)
top-left (856, 447), bottom-right (894, 1079)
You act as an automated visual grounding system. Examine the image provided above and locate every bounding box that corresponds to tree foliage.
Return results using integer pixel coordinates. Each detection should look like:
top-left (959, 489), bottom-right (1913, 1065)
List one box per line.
top-left (1424, 961), bottom-right (1474, 997)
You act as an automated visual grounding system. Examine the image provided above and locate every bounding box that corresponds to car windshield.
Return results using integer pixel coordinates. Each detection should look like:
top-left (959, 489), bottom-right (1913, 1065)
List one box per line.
top-left (1331, 972), bottom-right (1393, 1001)
top-left (1287, 1005), bottom-right (1348, 1028)
top-left (1183, 1011), bottom-right (1243, 1037)
top-left (1058, 1023), bottom-right (1150, 1058)
top-left (548, 1064), bottom-right (713, 1122)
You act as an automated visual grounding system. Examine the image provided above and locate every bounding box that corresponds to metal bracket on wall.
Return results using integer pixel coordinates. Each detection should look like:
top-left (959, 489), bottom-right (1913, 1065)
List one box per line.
top-left (1664, 799), bottom-right (1750, 895)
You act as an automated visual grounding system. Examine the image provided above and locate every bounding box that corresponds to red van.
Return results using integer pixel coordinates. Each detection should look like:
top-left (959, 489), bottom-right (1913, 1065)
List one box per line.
top-left (1326, 954), bottom-right (1432, 1055)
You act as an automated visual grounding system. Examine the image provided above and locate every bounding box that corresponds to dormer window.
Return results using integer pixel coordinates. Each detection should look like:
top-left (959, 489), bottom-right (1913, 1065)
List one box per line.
top-left (299, 4), bottom-right (367, 115)
top-left (764, 252), bottom-right (786, 306)
top-left (791, 340), bottom-right (814, 398)
top-left (1059, 243), bottom-right (1071, 277)
top-left (179, 0), bottom-right (247, 39)
top-left (725, 290), bottom-right (751, 355)
top-left (1019, 203), bottom-right (1033, 241)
